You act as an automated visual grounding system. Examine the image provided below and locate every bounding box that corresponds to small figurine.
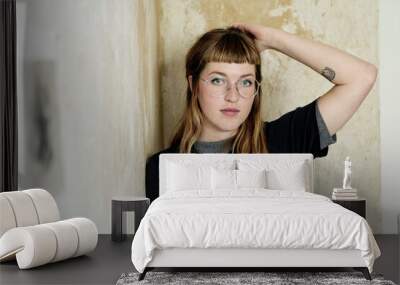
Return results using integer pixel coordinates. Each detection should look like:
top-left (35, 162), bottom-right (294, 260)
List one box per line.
top-left (342, 156), bottom-right (352, 189)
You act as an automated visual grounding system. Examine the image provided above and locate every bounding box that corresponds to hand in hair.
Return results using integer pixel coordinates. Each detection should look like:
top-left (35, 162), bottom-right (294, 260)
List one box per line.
top-left (231, 22), bottom-right (275, 52)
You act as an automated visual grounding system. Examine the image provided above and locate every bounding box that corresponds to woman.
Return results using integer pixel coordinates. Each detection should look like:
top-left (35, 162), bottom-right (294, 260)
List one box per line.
top-left (145, 23), bottom-right (377, 202)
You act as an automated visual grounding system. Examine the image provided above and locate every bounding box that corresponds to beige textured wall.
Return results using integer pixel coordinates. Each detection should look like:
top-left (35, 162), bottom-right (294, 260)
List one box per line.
top-left (157, 0), bottom-right (381, 232)
top-left (137, 0), bottom-right (163, 159)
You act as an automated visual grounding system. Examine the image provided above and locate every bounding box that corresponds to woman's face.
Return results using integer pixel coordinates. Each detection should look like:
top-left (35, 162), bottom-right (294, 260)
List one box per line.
top-left (189, 62), bottom-right (258, 141)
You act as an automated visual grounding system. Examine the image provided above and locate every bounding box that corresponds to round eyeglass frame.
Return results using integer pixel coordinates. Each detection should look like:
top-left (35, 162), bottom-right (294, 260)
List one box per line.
top-left (199, 77), bottom-right (261, 99)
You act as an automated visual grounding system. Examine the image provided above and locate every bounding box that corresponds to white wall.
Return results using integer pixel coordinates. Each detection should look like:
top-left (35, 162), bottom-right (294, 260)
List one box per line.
top-left (16, 0), bottom-right (148, 234)
top-left (379, 0), bottom-right (400, 234)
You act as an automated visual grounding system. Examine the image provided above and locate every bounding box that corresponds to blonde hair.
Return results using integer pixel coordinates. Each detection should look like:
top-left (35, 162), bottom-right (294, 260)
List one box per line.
top-left (169, 26), bottom-right (268, 153)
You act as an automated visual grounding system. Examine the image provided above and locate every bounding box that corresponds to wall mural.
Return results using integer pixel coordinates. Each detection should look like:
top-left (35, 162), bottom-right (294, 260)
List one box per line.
top-left (152, 0), bottom-right (380, 232)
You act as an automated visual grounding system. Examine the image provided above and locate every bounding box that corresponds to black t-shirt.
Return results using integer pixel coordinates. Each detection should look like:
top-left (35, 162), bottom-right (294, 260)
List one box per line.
top-left (145, 99), bottom-right (332, 202)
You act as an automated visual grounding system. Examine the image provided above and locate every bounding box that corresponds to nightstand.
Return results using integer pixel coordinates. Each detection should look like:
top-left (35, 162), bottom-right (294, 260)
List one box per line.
top-left (332, 198), bottom-right (366, 218)
top-left (111, 196), bottom-right (150, 242)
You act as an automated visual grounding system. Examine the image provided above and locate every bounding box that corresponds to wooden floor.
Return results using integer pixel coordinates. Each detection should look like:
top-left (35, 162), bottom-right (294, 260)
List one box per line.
top-left (0, 234), bottom-right (398, 285)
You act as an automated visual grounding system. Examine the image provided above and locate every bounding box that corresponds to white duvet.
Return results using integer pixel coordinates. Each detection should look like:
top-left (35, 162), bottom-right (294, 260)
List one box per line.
top-left (131, 189), bottom-right (381, 273)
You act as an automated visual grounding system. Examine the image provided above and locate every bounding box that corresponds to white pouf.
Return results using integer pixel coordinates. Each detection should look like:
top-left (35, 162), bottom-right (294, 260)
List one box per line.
top-left (0, 189), bottom-right (98, 269)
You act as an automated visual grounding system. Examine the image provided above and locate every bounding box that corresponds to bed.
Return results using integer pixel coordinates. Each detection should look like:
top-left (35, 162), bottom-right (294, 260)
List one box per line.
top-left (131, 153), bottom-right (381, 281)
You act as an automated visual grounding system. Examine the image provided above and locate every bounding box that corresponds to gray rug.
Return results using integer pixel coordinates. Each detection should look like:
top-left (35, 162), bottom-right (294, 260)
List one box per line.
top-left (116, 271), bottom-right (397, 285)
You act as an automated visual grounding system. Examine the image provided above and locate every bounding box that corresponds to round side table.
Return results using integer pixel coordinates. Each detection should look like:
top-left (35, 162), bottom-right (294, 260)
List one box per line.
top-left (111, 196), bottom-right (150, 242)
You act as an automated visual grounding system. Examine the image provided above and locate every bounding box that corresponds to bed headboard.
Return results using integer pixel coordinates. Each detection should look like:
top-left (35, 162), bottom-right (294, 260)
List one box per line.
top-left (159, 153), bottom-right (314, 195)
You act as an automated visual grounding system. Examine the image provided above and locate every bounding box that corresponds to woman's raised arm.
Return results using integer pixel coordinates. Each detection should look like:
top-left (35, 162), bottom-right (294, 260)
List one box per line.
top-left (232, 22), bottom-right (377, 136)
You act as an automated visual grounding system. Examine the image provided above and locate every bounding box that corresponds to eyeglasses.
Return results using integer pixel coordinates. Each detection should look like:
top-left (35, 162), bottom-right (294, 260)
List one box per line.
top-left (199, 75), bottom-right (260, 99)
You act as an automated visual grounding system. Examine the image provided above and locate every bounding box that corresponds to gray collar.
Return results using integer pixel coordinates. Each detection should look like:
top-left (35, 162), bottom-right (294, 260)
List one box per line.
top-left (192, 135), bottom-right (235, 153)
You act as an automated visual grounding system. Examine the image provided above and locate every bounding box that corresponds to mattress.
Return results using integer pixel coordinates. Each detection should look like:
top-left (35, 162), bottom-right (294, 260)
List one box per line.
top-left (131, 189), bottom-right (381, 273)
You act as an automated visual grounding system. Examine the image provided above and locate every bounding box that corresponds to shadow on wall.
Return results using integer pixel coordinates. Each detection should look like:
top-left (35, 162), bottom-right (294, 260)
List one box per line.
top-left (33, 63), bottom-right (53, 166)
top-left (19, 60), bottom-right (65, 196)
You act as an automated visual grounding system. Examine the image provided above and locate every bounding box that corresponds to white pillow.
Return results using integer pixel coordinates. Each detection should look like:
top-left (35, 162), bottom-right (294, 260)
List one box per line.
top-left (265, 161), bottom-right (308, 191)
top-left (211, 168), bottom-right (268, 190)
top-left (166, 161), bottom-right (212, 191)
top-left (236, 169), bottom-right (267, 188)
top-left (237, 159), bottom-right (309, 191)
top-left (212, 168), bottom-right (237, 190)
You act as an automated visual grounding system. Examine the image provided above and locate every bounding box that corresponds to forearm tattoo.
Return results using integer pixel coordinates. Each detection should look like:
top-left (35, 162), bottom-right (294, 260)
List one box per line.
top-left (320, 67), bottom-right (336, 81)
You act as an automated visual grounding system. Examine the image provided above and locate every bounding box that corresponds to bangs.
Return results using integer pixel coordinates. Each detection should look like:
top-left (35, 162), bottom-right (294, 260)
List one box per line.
top-left (203, 32), bottom-right (260, 65)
